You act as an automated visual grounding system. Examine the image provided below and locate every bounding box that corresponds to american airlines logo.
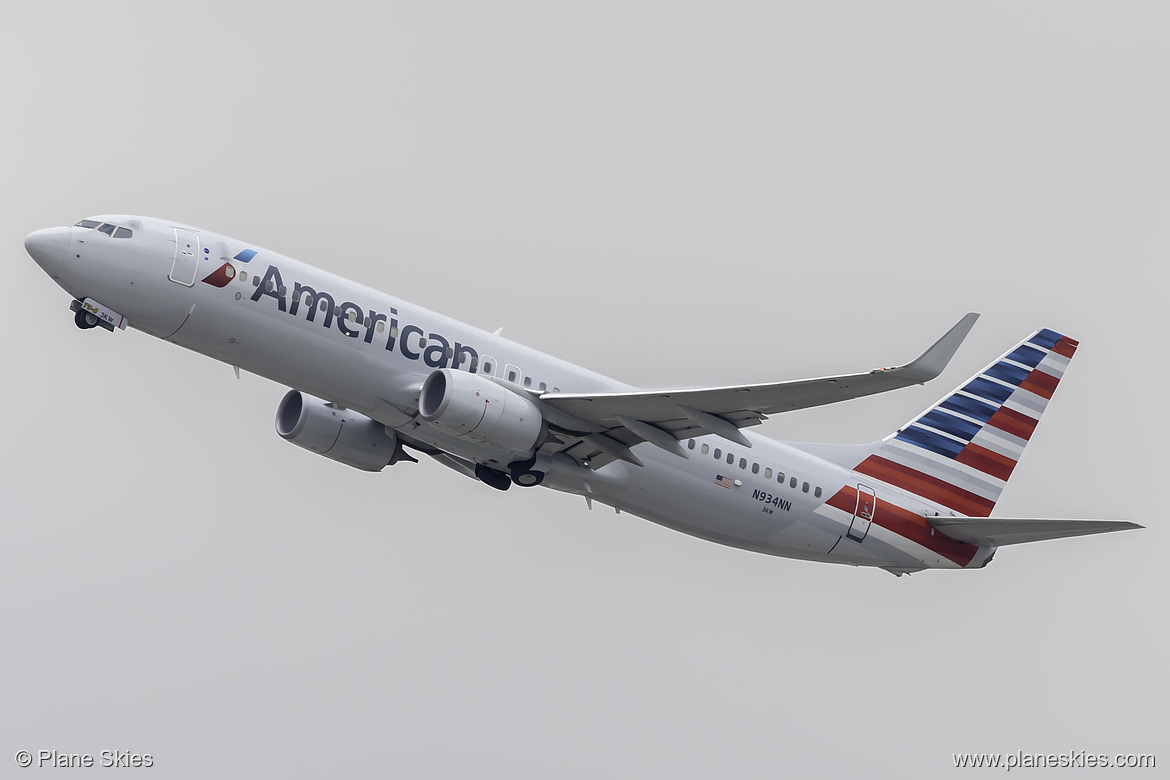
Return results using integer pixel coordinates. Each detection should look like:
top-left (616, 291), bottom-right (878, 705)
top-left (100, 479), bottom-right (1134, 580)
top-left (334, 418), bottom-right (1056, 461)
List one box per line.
top-left (247, 264), bottom-right (484, 370)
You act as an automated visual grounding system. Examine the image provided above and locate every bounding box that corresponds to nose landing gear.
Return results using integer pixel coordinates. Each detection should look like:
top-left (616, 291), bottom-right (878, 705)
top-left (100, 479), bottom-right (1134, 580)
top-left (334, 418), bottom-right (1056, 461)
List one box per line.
top-left (73, 307), bottom-right (99, 330)
top-left (69, 298), bottom-right (126, 332)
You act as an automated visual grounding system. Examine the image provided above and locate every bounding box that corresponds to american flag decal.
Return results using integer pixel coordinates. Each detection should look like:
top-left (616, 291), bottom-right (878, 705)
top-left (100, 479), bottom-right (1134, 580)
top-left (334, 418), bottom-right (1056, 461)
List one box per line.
top-left (714, 474), bottom-right (733, 489)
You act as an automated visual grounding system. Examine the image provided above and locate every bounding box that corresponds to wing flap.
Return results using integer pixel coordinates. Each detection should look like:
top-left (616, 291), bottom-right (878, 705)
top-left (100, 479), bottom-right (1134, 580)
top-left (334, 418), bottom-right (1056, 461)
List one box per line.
top-left (930, 517), bottom-right (1143, 547)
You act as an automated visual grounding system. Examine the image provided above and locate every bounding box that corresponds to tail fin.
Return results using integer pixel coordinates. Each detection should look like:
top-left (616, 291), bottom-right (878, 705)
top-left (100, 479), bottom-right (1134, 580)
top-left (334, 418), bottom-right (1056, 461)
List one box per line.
top-left (849, 328), bottom-right (1078, 517)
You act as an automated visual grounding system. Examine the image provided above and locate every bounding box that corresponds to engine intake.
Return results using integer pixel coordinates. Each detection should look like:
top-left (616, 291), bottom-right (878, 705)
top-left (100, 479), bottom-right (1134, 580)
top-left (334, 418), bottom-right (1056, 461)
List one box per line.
top-left (276, 390), bottom-right (399, 472)
top-left (419, 369), bottom-right (543, 458)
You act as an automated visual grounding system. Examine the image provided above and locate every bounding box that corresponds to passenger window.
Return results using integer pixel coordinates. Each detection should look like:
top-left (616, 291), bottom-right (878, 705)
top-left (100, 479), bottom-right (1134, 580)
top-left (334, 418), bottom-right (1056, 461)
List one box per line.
top-left (482, 360), bottom-right (494, 375)
top-left (713, 448), bottom-right (721, 460)
top-left (777, 472), bottom-right (784, 483)
top-left (266, 280), bottom-right (275, 292)
top-left (539, 382), bottom-right (547, 392)
top-left (814, 487), bottom-right (822, 498)
top-left (751, 463), bottom-right (759, 474)
top-left (364, 317), bottom-right (372, 328)
top-left (802, 482), bottom-right (810, 493)
top-left (552, 387), bottom-right (561, 393)
top-left (507, 369), bottom-right (517, 382)
top-left (98, 223), bottom-right (115, 235)
top-left (523, 377), bottom-right (531, 388)
top-left (764, 468), bottom-right (772, 479)
top-left (739, 458), bottom-right (747, 469)
top-left (253, 276), bottom-right (260, 287)
top-left (113, 227), bottom-right (132, 238)
top-left (419, 338), bottom-right (427, 348)
top-left (390, 326), bottom-right (399, 338)
top-left (239, 271), bottom-right (247, 283)
top-left (701, 443), bottom-right (709, 455)
top-left (726, 453), bottom-right (734, 465)
top-left (278, 285), bottom-right (287, 297)
top-left (688, 439), bottom-right (695, 450)
top-left (319, 299), bottom-right (328, 312)
top-left (790, 477), bottom-right (797, 488)
top-left (446, 348), bottom-right (454, 360)
top-left (376, 321), bottom-right (385, 333)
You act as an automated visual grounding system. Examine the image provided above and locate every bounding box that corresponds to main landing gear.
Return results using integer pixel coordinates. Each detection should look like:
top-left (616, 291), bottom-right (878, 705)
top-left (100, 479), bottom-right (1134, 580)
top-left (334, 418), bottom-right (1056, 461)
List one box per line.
top-left (473, 459), bottom-right (547, 491)
top-left (508, 458), bottom-right (545, 488)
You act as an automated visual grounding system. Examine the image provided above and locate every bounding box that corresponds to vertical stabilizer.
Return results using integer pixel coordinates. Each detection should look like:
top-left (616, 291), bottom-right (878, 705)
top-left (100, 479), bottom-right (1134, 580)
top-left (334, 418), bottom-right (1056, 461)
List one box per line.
top-left (850, 328), bottom-right (1078, 517)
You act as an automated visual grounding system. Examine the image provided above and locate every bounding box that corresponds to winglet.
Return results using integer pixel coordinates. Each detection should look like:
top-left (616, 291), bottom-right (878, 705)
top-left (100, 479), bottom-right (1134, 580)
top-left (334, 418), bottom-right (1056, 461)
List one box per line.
top-left (897, 312), bottom-right (979, 383)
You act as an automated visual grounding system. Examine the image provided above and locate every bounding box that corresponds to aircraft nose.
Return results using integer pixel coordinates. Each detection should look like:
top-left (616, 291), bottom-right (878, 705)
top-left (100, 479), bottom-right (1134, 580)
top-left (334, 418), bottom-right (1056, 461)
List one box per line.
top-left (25, 226), bottom-right (72, 277)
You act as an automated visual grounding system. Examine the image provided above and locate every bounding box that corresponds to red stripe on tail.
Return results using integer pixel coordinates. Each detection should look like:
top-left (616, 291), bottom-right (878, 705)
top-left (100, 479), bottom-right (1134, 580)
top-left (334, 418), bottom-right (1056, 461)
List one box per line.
top-left (1052, 336), bottom-right (1079, 358)
top-left (1018, 369), bottom-right (1059, 400)
top-left (955, 442), bottom-right (1017, 481)
top-left (854, 455), bottom-right (996, 517)
top-left (985, 406), bottom-right (1039, 441)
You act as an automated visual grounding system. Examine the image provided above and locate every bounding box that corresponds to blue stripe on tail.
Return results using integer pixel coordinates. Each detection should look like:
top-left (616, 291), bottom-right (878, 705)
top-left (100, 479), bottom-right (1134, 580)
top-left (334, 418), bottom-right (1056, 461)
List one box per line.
top-left (1028, 329), bottom-right (1062, 349)
top-left (918, 409), bottom-right (982, 441)
top-left (984, 361), bottom-right (1031, 386)
top-left (894, 426), bottom-right (966, 458)
top-left (1005, 344), bottom-right (1046, 367)
top-left (940, 394), bottom-right (998, 423)
top-left (963, 377), bottom-right (1013, 404)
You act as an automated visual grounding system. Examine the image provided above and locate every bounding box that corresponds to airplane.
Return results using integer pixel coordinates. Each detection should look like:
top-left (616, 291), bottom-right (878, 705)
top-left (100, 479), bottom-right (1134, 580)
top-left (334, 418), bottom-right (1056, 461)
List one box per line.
top-left (24, 215), bottom-right (1141, 575)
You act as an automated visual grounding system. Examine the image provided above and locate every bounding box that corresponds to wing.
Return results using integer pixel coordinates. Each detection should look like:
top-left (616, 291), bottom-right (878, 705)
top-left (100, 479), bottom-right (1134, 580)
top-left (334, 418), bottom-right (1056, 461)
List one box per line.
top-left (538, 313), bottom-right (980, 468)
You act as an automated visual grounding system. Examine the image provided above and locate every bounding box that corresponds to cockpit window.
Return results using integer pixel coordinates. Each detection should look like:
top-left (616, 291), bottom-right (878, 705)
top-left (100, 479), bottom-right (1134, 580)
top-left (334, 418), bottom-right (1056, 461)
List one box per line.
top-left (76, 219), bottom-right (133, 237)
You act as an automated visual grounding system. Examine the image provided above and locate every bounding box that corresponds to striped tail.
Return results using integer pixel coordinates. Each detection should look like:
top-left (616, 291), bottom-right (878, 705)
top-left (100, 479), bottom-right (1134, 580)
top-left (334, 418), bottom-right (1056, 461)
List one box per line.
top-left (852, 328), bottom-right (1078, 517)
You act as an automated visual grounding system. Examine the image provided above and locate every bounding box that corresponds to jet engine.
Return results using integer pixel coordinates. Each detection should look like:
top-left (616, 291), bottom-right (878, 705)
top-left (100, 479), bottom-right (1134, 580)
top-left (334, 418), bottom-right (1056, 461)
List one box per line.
top-left (275, 390), bottom-right (400, 472)
top-left (418, 369), bottom-right (544, 458)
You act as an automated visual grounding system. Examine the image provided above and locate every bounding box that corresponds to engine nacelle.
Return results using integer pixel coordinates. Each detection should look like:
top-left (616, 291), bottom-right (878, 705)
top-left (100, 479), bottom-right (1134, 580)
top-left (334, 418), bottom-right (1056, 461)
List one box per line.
top-left (418, 369), bottom-right (543, 458)
top-left (275, 390), bottom-right (399, 472)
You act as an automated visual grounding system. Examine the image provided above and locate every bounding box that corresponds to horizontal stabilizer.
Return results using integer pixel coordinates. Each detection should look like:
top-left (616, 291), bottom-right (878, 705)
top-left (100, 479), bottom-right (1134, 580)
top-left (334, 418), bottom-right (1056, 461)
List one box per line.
top-left (929, 517), bottom-right (1142, 547)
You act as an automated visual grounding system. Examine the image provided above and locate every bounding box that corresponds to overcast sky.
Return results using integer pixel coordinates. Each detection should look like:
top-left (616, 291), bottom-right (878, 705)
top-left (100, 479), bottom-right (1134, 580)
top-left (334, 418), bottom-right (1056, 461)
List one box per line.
top-left (3, 2), bottom-right (1166, 777)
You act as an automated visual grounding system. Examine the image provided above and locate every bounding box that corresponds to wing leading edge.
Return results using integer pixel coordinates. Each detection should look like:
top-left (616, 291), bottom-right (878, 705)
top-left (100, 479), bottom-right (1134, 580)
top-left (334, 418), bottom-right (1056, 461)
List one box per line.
top-left (539, 313), bottom-right (979, 467)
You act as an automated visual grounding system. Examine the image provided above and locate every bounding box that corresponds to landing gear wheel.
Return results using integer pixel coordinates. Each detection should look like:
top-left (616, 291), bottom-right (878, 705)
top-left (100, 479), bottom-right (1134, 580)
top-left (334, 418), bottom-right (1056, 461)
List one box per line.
top-left (74, 308), bottom-right (99, 330)
top-left (508, 457), bottom-right (545, 488)
top-left (474, 463), bottom-right (512, 492)
top-left (510, 469), bottom-right (545, 487)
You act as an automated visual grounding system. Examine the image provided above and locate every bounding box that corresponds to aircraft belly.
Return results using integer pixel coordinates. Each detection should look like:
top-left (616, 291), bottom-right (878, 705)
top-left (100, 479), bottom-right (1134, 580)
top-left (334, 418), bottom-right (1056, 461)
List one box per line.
top-left (552, 446), bottom-right (845, 561)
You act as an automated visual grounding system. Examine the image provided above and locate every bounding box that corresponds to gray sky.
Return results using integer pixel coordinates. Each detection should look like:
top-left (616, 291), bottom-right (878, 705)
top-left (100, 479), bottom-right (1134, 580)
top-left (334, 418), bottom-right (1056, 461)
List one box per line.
top-left (3, 2), bottom-right (1165, 776)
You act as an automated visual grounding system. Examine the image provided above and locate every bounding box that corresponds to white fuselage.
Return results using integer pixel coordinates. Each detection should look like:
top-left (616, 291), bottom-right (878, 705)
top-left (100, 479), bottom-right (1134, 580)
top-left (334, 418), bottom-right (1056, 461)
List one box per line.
top-left (30, 215), bottom-right (994, 572)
